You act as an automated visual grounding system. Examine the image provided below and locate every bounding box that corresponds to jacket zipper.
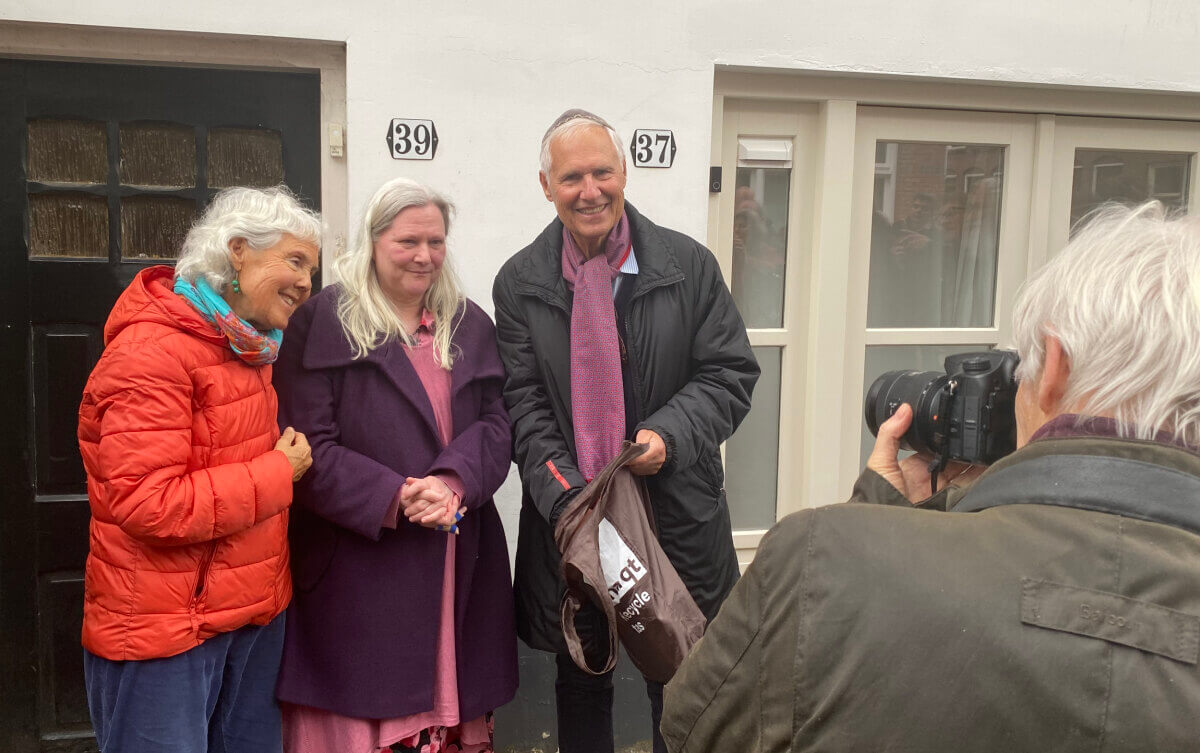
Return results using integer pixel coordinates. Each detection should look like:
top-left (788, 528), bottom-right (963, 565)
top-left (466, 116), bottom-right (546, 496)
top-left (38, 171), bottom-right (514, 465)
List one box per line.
top-left (192, 542), bottom-right (217, 603)
top-left (621, 313), bottom-right (646, 423)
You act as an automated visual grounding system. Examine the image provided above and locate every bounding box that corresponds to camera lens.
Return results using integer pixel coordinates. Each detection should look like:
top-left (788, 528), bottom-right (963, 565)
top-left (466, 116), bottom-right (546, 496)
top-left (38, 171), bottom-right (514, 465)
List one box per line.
top-left (864, 370), bottom-right (950, 455)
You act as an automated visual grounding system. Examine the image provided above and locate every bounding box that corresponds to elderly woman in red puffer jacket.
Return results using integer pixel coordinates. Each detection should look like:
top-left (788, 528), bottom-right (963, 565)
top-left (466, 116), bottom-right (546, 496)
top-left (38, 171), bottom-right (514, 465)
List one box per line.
top-left (77, 186), bottom-right (319, 753)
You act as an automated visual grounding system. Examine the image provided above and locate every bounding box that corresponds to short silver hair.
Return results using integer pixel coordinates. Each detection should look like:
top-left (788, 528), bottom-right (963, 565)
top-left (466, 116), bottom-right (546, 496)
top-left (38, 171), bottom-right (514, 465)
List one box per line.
top-left (539, 108), bottom-right (625, 177)
top-left (1012, 201), bottom-right (1200, 445)
top-left (175, 185), bottom-right (322, 292)
top-left (333, 177), bottom-right (464, 368)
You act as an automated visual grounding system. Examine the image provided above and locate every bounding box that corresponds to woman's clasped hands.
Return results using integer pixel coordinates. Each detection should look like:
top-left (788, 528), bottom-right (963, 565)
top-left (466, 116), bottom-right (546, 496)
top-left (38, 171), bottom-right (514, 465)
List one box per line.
top-left (400, 476), bottom-right (466, 532)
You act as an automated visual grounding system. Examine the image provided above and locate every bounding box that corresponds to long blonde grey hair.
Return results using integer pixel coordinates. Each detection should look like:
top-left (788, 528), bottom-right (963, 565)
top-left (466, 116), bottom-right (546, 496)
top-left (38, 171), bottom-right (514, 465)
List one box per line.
top-left (333, 178), bottom-right (463, 368)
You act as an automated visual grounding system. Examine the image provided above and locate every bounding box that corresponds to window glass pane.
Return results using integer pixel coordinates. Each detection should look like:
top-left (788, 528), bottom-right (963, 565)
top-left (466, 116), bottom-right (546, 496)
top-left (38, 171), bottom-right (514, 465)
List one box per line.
top-left (859, 343), bottom-right (992, 468)
top-left (868, 142), bottom-right (1004, 328)
top-left (1071, 149), bottom-right (1190, 230)
top-left (28, 193), bottom-right (108, 259)
top-left (732, 168), bottom-right (788, 328)
top-left (120, 122), bottom-right (196, 188)
top-left (208, 127), bottom-right (284, 188)
top-left (121, 196), bottom-right (195, 260)
top-left (27, 119), bottom-right (108, 185)
top-left (725, 346), bottom-right (781, 530)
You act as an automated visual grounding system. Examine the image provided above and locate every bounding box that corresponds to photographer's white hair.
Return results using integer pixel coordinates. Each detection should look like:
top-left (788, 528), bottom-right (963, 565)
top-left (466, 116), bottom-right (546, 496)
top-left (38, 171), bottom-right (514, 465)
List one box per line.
top-left (333, 177), bottom-right (463, 368)
top-left (175, 186), bottom-right (321, 291)
top-left (539, 108), bottom-right (625, 177)
top-left (1012, 201), bottom-right (1200, 445)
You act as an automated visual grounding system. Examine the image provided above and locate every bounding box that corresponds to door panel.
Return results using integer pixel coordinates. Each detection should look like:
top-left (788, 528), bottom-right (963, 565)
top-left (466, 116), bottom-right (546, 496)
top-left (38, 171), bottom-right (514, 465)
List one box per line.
top-left (31, 325), bottom-right (101, 498)
top-left (844, 108), bottom-right (1035, 491)
top-left (0, 58), bottom-right (321, 752)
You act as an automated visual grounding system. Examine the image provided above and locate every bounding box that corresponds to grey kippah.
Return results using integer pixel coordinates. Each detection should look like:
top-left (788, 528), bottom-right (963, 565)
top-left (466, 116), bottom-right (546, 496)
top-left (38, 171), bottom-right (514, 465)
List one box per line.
top-left (542, 108), bottom-right (614, 149)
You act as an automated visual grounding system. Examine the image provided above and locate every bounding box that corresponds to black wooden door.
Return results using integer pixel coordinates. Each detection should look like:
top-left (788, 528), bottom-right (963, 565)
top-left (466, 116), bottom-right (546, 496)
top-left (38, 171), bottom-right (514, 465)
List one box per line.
top-left (0, 59), bottom-right (320, 752)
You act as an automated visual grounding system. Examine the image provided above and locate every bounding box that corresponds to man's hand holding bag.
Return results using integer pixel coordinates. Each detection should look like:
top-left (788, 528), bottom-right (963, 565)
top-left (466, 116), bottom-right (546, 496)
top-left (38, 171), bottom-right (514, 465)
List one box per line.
top-left (554, 442), bottom-right (707, 684)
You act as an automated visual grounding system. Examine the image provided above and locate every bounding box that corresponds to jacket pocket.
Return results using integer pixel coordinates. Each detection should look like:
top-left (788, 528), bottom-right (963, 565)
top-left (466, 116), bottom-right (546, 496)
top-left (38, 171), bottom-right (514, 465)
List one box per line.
top-left (288, 510), bottom-right (338, 593)
top-left (698, 449), bottom-right (725, 496)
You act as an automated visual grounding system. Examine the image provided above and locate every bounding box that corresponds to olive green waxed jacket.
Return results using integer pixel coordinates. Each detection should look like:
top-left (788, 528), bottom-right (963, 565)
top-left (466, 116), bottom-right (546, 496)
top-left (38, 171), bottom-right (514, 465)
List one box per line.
top-left (662, 435), bottom-right (1200, 752)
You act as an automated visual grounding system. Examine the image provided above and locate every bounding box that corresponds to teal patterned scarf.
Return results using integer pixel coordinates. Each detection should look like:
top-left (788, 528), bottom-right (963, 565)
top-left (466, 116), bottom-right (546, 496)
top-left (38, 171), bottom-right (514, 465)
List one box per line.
top-left (173, 275), bottom-right (282, 365)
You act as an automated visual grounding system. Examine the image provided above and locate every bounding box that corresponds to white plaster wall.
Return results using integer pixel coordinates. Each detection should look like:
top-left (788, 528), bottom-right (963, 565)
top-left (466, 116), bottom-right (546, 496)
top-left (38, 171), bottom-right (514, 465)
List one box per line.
top-left (5, 0), bottom-right (1200, 550)
top-left (8, 0), bottom-right (1200, 298)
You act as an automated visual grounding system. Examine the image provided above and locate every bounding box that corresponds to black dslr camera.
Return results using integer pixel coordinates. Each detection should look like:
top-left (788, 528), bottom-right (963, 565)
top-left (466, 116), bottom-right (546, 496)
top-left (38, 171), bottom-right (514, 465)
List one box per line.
top-left (864, 350), bottom-right (1020, 475)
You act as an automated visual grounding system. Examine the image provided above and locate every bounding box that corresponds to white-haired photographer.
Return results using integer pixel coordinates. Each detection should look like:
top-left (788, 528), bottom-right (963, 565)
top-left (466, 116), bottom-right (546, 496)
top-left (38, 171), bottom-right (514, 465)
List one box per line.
top-left (1011, 200), bottom-right (1200, 447)
top-left (662, 200), bottom-right (1200, 753)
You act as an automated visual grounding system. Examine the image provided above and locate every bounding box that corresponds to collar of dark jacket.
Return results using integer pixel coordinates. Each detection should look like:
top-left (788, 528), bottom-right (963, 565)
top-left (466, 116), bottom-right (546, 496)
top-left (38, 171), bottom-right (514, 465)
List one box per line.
top-left (950, 435), bottom-right (1200, 536)
top-left (299, 285), bottom-right (393, 370)
top-left (512, 202), bottom-right (685, 309)
top-left (300, 285), bottom-right (491, 425)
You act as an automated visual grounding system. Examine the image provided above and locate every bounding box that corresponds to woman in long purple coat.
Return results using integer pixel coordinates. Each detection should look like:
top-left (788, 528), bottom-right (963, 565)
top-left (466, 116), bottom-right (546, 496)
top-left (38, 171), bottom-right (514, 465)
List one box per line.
top-left (273, 178), bottom-right (517, 753)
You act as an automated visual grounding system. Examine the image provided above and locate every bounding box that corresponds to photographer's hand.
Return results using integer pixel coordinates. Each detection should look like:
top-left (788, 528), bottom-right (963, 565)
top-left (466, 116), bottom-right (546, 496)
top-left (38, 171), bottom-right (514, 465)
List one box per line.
top-left (867, 404), bottom-right (983, 504)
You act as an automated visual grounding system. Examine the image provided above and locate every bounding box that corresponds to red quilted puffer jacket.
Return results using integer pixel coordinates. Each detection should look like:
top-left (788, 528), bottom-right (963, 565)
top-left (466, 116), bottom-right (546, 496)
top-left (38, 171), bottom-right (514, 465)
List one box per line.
top-left (78, 266), bottom-right (293, 660)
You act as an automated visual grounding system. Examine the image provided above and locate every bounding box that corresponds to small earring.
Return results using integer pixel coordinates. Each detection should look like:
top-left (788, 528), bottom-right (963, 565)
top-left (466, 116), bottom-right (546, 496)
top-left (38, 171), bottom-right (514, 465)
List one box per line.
top-left (231, 278), bottom-right (241, 294)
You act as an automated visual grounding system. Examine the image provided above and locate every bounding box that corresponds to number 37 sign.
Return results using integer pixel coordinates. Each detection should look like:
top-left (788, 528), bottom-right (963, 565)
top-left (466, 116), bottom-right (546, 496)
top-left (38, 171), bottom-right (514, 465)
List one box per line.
top-left (387, 118), bottom-right (439, 160)
top-left (630, 129), bottom-right (676, 168)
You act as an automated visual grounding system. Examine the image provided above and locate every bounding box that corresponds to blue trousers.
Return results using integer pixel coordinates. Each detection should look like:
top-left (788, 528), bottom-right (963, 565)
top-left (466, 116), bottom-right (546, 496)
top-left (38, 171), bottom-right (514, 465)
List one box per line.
top-left (84, 614), bottom-right (285, 753)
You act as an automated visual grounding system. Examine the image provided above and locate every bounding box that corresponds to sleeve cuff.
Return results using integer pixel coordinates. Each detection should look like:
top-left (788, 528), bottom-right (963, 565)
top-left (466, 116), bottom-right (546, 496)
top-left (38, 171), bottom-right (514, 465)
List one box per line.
top-left (251, 449), bottom-right (296, 523)
top-left (433, 471), bottom-right (466, 503)
top-left (382, 486), bottom-right (403, 529)
top-left (539, 457), bottom-right (586, 525)
top-left (638, 423), bottom-right (677, 475)
top-left (848, 467), bottom-right (958, 510)
top-left (848, 468), bottom-right (914, 507)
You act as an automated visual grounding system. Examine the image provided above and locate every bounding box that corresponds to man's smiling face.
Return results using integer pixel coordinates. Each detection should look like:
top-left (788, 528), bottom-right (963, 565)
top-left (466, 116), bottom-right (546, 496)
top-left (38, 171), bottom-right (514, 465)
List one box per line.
top-left (540, 124), bottom-right (627, 258)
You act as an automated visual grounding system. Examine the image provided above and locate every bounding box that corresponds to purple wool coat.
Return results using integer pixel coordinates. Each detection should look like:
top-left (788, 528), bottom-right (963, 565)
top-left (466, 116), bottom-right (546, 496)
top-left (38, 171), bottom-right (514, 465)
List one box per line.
top-left (272, 285), bottom-right (518, 720)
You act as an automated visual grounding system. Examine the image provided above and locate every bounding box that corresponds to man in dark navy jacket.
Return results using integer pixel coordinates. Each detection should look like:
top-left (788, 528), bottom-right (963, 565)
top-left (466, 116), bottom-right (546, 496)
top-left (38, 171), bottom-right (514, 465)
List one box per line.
top-left (493, 109), bottom-right (758, 753)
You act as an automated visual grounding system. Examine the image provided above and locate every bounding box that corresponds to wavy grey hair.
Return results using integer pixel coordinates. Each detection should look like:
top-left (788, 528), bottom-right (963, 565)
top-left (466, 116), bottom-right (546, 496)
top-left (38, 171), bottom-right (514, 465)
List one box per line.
top-left (333, 177), bottom-right (463, 368)
top-left (539, 108), bottom-right (625, 177)
top-left (1012, 201), bottom-right (1200, 445)
top-left (174, 185), bottom-right (322, 292)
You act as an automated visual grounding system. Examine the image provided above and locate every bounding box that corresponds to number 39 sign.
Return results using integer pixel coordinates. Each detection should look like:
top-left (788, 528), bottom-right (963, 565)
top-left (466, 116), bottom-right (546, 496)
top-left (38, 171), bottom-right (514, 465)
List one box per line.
top-left (387, 118), bottom-right (439, 160)
top-left (630, 129), bottom-right (676, 168)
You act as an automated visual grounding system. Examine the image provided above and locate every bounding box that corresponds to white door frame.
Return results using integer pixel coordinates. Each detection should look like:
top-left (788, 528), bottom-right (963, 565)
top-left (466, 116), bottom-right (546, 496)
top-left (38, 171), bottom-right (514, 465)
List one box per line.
top-left (711, 99), bottom-right (818, 565)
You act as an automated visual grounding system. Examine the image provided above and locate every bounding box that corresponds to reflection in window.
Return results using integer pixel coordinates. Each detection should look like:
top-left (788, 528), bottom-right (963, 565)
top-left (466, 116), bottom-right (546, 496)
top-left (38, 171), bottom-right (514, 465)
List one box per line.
top-left (120, 122), bottom-right (196, 188)
top-left (28, 193), bottom-right (108, 259)
top-left (868, 142), bottom-right (1004, 329)
top-left (732, 168), bottom-right (789, 328)
top-left (121, 196), bottom-right (195, 260)
top-left (27, 119), bottom-right (108, 185)
top-left (208, 127), bottom-right (284, 188)
top-left (1071, 149), bottom-right (1190, 229)
top-left (725, 346), bottom-right (781, 530)
top-left (859, 343), bottom-right (992, 467)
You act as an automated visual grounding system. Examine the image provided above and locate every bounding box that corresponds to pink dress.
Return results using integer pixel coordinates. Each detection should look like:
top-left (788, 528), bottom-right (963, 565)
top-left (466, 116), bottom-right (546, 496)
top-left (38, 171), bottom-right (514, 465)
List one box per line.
top-left (281, 312), bottom-right (494, 753)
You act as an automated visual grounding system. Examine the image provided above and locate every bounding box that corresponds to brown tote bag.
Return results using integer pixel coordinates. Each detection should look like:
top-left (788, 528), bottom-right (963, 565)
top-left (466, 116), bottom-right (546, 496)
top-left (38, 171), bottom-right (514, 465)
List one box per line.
top-left (554, 441), bottom-right (707, 684)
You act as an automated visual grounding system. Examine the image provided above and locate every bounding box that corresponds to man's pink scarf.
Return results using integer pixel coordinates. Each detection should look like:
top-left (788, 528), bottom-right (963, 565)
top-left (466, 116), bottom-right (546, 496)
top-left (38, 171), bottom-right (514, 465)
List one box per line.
top-left (561, 214), bottom-right (632, 482)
